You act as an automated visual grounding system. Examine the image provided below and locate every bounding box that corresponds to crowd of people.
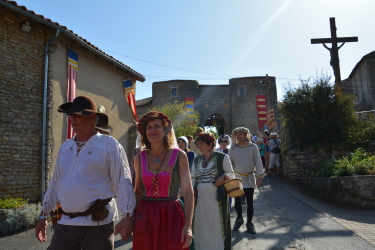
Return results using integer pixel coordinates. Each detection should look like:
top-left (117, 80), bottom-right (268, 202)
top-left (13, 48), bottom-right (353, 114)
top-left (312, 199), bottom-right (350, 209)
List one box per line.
top-left (35, 96), bottom-right (281, 250)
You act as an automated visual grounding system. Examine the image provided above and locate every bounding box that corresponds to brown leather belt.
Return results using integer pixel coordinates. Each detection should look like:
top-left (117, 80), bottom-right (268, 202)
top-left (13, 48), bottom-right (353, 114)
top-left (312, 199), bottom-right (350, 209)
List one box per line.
top-left (61, 197), bottom-right (113, 219)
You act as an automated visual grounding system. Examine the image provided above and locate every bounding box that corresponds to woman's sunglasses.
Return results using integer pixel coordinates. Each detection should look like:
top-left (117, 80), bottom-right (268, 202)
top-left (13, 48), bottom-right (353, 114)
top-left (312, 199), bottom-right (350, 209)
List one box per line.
top-left (219, 140), bottom-right (228, 144)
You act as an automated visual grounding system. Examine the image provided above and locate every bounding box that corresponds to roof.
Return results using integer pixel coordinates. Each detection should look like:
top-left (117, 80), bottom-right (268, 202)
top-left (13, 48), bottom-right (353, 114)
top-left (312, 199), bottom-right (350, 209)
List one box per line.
top-left (135, 97), bottom-right (152, 107)
top-left (0, 0), bottom-right (145, 82)
top-left (345, 50), bottom-right (375, 80)
top-left (230, 76), bottom-right (276, 80)
top-left (199, 84), bottom-right (228, 87)
top-left (153, 80), bottom-right (199, 84)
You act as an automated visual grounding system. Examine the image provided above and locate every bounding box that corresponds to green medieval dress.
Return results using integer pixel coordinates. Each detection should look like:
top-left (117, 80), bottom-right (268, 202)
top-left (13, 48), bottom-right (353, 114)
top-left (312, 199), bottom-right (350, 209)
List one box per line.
top-left (191, 151), bottom-right (232, 250)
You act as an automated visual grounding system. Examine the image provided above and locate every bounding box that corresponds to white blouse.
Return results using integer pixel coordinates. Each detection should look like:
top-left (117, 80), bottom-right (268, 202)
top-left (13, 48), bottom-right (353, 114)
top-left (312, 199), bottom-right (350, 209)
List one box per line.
top-left (191, 154), bottom-right (233, 187)
top-left (41, 133), bottom-right (136, 226)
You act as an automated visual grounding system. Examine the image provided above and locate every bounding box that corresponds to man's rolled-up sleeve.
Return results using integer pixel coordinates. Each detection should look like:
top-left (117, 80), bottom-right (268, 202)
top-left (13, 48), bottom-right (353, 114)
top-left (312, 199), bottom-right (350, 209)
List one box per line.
top-left (110, 142), bottom-right (136, 218)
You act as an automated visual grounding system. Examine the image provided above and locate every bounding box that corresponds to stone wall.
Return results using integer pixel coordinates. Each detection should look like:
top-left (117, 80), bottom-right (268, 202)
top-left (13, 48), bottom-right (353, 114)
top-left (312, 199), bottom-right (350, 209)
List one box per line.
top-left (127, 125), bottom-right (138, 163)
top-left (0, 6), bottom-right (54, 201)
top-left (291, 176), bottom-right (375, 208)
top-left (342, 51), bottom-right (375, 110)
top-left (229, 77), bottom-right (278, 134)
top-left (136, 104), bottom-right (152, 118)
top-left (152, 80), bottom-right (199, 109)
top-left (150, 77), bottom-right (279, 134)
top-left (195, 85), bottom-right (231, 133)
top-left (282, 148), bottom-right (350, 179)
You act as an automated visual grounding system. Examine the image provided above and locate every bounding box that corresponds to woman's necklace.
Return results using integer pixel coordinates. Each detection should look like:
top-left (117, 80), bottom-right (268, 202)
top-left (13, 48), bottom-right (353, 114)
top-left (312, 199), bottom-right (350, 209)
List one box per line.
top-left (202, 153), bottom-right (214, 168)
top-left (153, 149), bottom-right (167, 163)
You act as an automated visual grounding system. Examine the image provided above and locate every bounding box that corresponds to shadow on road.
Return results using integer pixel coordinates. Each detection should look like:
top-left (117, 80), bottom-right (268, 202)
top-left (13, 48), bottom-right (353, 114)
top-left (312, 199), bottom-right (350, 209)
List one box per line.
top-left (115, 235), bottom-right (133, 249)
top-left (228, 175), bottom-right (373, 250)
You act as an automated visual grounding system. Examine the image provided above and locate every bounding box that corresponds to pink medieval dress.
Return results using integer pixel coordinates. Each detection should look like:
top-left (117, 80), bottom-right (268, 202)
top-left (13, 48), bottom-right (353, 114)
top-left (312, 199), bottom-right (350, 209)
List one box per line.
top-left (133, 148), bottom-right (190, 250)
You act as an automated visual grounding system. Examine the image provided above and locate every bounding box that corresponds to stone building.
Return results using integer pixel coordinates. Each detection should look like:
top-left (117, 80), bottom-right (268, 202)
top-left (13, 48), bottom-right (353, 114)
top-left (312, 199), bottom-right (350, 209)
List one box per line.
top-left (342, 50), bottom-right (375, 110)
top-left (0, 0), bottom-right (144, 201)
top-left (136, 77), bottom-right (279, 135)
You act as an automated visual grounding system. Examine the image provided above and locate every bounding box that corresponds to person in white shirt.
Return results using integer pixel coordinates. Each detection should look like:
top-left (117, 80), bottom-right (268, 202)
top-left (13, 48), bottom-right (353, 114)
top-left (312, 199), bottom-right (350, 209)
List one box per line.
top-left (229, 127), bottom-right (265, 235)
top-left (34, 96), bottom-right (136, 250)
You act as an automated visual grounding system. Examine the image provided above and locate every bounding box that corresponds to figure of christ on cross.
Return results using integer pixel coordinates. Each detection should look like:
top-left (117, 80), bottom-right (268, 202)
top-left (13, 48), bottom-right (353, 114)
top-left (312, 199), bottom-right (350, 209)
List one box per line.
top-left (311, 17), bottom-right (358, 88)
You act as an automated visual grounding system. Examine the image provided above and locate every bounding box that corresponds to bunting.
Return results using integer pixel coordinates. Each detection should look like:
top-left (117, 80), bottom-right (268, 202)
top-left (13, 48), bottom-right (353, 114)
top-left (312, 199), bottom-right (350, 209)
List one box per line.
top-left (67, 49), bottom-right (78, 139)
top-left (123, 79), bottom-right (138, 121)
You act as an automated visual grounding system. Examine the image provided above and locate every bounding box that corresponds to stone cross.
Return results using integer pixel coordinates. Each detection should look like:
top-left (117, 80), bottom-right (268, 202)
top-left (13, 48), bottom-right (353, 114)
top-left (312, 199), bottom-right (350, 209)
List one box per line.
top-left (311, 17), bottom-right (358, 88)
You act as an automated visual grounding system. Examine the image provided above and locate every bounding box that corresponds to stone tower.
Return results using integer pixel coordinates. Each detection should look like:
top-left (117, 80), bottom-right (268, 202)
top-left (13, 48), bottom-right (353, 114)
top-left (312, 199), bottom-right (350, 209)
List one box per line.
top-left (136, 76), bottom-right (278, 135)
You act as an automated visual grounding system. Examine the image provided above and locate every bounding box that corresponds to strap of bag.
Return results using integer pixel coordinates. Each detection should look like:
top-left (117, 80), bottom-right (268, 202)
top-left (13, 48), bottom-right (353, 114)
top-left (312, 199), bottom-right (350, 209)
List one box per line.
top-left (272, 138), bottom-right (280, 147)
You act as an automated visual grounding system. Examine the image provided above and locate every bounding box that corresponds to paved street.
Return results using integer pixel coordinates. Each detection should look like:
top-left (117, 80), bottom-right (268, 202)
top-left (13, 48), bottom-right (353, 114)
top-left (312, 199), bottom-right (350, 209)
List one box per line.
top-left (1, 176), bottom-right (374, 250)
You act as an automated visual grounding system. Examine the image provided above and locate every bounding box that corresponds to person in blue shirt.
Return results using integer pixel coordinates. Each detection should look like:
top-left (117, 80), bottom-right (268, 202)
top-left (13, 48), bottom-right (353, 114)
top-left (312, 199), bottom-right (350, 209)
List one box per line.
top-left (177, 136), bottom-right (196, 171)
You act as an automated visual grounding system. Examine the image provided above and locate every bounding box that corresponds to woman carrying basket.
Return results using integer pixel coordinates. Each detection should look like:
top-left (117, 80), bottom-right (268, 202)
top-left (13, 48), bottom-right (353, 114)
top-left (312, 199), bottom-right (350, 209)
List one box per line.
top-left (191, 132), bottom-right (233, 250)
top-left (229, 127), bottom-right (265, 234)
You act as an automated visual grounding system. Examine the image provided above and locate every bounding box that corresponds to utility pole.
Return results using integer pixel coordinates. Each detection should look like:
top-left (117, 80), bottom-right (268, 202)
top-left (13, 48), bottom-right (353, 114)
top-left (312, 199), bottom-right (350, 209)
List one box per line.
top-left (311, 17), bottom-right (358, 89)
top-left (266, 74), bottom-right (270, 109)
top-left (265, 74), bottom-right (274, 132)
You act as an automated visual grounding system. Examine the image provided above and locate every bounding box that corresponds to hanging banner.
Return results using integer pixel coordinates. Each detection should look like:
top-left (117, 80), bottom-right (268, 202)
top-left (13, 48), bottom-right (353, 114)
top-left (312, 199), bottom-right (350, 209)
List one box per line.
top-left (67, 49), bottom-right (78, 139)
top-left (256, 95), bottom-right (267, 130)
top-left (123, 79), bottom-right (138, 122)
top-left (185, 97), bottom-right (194, 114)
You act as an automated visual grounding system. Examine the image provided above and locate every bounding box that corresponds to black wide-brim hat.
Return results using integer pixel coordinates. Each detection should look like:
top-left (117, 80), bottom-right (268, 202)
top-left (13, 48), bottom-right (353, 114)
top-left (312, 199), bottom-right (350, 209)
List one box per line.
top-left (58, 96), bottom-right (109, 127)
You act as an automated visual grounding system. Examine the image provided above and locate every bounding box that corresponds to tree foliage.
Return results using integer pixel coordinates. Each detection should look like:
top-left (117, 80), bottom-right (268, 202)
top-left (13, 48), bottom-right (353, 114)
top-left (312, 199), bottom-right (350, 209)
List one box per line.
top-left (310, 148), bottom-right (375, 177)
top-left (205, 125), bottom-right (219, 139)
top-left (148, 101), bottom-right (200, 139)
top-left (280, 72), bottom-right (356, 146)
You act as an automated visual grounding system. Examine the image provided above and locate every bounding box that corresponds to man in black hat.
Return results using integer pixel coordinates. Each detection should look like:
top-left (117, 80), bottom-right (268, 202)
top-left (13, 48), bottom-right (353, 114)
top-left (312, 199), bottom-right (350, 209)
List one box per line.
top-left (35, 96), bottom-right (135, 250)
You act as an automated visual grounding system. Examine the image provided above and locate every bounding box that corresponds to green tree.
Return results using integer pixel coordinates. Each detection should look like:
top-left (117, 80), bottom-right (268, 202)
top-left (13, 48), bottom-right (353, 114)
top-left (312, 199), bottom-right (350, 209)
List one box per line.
top-left (280, 72), bottom-right (356, 146)
top-left (205, 125), bottom-right (219, 139)
top-left (148, 101), bottom-right (200, 139)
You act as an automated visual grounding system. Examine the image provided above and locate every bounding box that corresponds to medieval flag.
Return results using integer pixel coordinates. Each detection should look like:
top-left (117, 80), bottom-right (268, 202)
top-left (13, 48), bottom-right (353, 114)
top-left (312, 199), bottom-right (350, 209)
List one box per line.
top-left (256, 95), bottom-right (267, 130)
top-left (67, 49), bottom-right (78, 139)
top-left (123, 79), bottom-right (138, 121)
top-left (185, 97), bottom-right (194, 114)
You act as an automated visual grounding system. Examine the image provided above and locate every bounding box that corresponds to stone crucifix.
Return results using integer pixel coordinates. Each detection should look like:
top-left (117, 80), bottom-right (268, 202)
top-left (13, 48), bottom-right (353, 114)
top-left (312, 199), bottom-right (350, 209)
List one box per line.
top-left (311, 17), bottom-right (358, 88)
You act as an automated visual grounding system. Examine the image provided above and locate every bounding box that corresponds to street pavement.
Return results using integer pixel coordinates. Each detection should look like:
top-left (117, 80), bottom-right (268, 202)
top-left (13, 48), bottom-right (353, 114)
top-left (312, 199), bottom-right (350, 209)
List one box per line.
top-left (1, 175), bottom-right (374, 250)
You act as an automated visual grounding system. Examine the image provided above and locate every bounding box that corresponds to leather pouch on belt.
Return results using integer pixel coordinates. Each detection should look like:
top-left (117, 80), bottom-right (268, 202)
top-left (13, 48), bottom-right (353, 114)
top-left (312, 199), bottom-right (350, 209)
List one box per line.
top-left (91, 199), bottom-right (109, 222)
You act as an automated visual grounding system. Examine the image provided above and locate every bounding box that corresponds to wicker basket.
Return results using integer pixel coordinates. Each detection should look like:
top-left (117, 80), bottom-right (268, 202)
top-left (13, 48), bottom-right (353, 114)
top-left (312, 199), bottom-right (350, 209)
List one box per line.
top-left (223, 178), bottom-right (244, 198)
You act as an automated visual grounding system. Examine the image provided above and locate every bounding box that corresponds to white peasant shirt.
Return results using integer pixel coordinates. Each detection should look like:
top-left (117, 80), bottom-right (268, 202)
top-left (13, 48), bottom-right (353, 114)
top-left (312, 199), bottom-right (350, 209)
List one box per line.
top-left (41, 132), bottom-right (136, 226)
top-left (229, 143), bottom-right (265, 189)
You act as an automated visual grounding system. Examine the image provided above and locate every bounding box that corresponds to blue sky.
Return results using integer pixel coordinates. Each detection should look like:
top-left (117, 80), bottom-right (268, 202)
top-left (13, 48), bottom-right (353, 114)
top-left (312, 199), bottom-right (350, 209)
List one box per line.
top-left (15, 0), bottom-right (375, 101)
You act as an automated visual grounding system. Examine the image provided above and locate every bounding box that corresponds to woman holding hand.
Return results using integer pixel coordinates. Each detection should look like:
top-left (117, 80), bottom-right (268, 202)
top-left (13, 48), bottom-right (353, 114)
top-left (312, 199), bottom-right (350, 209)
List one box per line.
top-left (128, 111), bottom-right (194, 250)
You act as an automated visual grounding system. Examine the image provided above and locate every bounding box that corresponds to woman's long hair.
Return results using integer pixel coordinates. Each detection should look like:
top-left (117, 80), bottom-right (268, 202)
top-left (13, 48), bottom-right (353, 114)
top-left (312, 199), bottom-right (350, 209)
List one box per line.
top-left (138, 116), bottom-right (173, 150)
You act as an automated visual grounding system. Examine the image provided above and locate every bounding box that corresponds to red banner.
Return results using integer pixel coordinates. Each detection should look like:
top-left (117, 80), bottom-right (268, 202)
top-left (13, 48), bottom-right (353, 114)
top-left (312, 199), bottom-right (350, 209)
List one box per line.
top-left (67, 49), bottom-right (78, 139)
top-left (256, 95), bottom-right (267, 130)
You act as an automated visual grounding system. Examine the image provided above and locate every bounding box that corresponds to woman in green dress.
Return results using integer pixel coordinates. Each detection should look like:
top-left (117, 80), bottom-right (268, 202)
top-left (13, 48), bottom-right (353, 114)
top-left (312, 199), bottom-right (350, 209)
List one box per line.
top-left (191, 132), bottom-right (233, 250)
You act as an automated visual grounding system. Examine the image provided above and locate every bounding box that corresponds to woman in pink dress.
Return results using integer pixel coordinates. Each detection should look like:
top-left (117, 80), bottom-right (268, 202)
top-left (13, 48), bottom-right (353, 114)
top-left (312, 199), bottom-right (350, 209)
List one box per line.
top-left (125, 111), bottom-right (194, 250)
